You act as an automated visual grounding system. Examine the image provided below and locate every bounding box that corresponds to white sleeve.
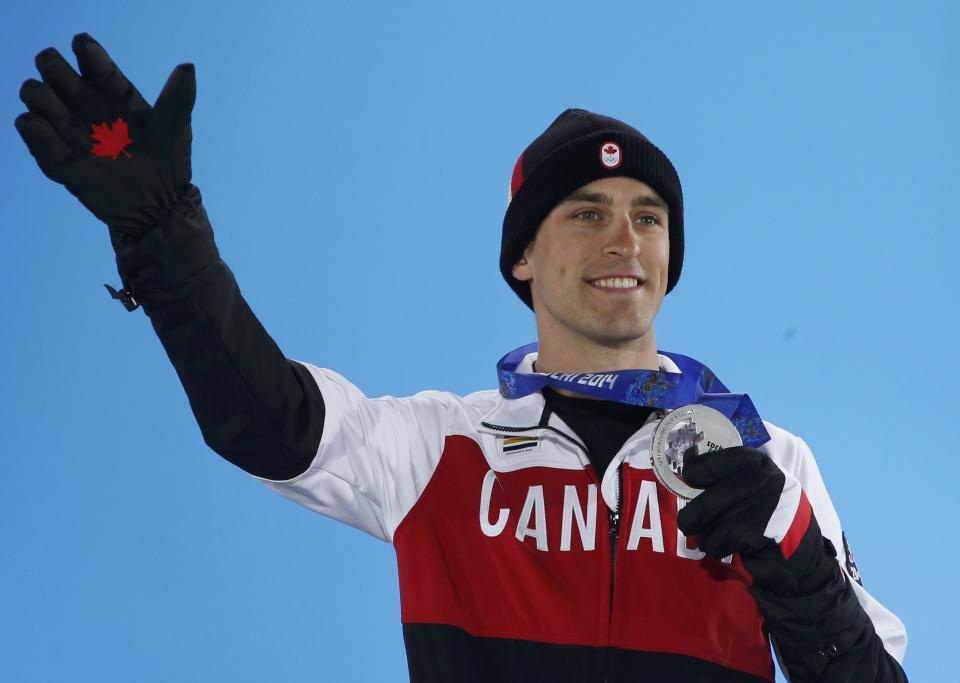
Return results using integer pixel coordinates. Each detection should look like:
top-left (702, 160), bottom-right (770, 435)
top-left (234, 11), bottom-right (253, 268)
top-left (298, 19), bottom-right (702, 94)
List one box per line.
top-left (250, 361), bottom-right (466, 543)
top-left (763, 423), bottom-right (908, 664)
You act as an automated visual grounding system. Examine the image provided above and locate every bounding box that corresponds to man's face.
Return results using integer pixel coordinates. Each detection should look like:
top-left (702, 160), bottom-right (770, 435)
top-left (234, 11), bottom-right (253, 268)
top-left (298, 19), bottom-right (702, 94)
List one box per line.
top-left (512, 176), bottom-right (670, 348)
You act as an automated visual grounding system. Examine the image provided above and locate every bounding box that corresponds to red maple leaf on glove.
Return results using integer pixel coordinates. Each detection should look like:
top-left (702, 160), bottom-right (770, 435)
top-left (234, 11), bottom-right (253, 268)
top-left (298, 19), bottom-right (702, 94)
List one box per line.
top-left (89, 117), bottom-right (133, 159)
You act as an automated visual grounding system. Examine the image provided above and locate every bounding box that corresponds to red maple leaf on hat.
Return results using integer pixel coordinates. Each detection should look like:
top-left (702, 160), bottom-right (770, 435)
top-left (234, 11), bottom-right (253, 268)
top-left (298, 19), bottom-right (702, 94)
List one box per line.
top-left (89, 117), bottom-right (133, 159)
top-left (604, 145), bottom-right (618, 155)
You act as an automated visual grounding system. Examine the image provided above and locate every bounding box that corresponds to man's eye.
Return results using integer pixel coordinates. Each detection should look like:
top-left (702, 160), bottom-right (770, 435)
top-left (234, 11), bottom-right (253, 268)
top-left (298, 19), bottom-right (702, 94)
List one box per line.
top-left (574, 209), bottom-right (601, 221)
top-left (637, 215), bottom-right (660, 226)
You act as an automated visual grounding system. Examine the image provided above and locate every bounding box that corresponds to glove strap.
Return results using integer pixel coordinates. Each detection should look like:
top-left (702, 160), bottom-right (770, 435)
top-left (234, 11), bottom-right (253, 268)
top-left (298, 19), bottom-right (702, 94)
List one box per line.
top-left (103, 282), bottom-right (140, 312)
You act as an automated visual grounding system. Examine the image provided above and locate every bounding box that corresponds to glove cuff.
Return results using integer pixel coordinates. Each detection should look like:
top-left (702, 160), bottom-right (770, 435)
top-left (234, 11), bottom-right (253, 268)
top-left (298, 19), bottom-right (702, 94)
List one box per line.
top-left (110, 183), bottom-right (222, 312)
top-left (753, 560), bottom-right (870, 677)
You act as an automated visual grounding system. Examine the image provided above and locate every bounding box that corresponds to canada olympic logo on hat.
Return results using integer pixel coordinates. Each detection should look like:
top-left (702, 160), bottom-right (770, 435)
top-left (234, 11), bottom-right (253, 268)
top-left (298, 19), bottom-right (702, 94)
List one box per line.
top-left (600, 141), bottom-right (622, 169)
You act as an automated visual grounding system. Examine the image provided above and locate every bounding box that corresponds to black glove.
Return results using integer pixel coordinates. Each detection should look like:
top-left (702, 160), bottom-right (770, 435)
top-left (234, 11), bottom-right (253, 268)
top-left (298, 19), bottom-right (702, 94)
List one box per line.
top-left (15, 32), bottom-right (196, 235)
top-left (15, 32), bottom-right (218, 311)
top-left (676, 446), bottom-right (902, 681)
top-left (676, 445), bottom-right (829, 594)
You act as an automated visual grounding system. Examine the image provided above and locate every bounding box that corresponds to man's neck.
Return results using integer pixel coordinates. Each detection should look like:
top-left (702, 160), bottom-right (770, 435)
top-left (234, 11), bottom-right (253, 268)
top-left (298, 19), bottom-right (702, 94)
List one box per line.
top-left (534, 334), bottom-right (660, 374)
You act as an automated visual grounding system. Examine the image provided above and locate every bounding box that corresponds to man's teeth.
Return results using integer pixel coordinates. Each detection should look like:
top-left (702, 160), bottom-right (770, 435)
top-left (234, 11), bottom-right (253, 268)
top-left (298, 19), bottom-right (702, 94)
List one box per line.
top-left (591, 277), bottom-right (638, 289)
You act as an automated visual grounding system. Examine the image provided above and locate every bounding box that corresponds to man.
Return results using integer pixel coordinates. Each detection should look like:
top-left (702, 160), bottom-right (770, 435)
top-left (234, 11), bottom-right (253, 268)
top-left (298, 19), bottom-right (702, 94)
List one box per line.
top-left (15, 33), bottom-right (907, 682)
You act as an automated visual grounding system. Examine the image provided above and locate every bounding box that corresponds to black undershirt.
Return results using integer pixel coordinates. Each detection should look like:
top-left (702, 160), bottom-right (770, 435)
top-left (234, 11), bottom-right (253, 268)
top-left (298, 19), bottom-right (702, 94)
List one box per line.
top-left (541, 386), bottom-right (657, 483)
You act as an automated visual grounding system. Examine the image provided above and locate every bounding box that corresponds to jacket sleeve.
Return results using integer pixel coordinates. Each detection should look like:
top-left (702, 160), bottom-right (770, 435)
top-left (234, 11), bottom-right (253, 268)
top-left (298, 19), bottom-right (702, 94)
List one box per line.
top-left (251, 364), bottom-right (469, 542)
top-left (759, 425), bottom-right (909, 682)
top-left (111, 182), bottom-right (326, 482)
top-left (113, 182), bottom-right (464, 542)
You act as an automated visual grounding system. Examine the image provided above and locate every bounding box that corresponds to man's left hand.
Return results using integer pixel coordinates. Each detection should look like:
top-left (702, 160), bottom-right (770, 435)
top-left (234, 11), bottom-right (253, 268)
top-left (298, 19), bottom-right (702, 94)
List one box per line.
top-left (676, 445), bottom-right (837, 595)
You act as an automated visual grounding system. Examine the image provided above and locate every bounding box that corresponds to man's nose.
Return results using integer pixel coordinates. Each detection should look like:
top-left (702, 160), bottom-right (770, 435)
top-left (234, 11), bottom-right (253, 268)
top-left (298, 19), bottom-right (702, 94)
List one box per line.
top-left (604, 213), bottom-right (641, 258)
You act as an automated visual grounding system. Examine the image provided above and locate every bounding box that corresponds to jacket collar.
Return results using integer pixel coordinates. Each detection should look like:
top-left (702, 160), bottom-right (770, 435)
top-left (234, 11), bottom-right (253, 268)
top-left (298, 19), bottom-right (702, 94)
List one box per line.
top-left (478, 351), bottom-right (682, 443)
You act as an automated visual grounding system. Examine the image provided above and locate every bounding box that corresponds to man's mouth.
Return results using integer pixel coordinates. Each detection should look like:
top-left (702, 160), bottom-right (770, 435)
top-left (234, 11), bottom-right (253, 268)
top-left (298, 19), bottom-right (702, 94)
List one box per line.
top-left (588, 276), bottom-right (642, 290)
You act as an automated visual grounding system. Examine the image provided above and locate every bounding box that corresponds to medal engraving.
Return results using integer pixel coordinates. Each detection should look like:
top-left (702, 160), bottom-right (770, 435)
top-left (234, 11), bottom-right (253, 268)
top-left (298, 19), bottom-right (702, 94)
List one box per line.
top-left (650, 404), bottom-right (742, 499)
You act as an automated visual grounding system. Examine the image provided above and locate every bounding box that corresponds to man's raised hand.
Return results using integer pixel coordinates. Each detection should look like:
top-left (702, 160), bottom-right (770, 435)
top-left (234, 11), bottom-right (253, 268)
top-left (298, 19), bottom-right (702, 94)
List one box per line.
top-left (15, 32), bottom-right (197, 239)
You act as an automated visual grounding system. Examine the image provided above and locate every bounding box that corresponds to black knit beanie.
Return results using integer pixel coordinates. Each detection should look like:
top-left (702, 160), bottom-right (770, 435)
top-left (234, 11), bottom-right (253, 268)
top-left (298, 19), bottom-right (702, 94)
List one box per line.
top-left (500, 108), bottom-right (684, 310)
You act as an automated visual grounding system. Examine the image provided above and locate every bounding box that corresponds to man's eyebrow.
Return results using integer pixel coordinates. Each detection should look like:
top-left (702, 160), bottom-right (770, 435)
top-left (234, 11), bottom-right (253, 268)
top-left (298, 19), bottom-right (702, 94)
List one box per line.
top-left (560, 191), bottom-right (613, 205)
top-left (559, 190), bottom-right (668, 211)
top-left (631, 195), bottom-right (669, 211)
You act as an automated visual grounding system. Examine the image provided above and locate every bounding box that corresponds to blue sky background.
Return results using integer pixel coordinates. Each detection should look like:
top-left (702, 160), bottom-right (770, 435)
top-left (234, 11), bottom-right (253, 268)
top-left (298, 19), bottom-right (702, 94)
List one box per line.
top-left (2, 1), bottom-right (954, 681)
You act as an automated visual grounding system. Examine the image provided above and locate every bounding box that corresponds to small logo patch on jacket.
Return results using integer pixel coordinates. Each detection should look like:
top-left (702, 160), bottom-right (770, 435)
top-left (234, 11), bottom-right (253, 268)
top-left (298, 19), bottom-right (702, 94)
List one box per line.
top-left (842, 531), bottom-right (863, 586)
top-left (502, 436), bottom-right (540, 456)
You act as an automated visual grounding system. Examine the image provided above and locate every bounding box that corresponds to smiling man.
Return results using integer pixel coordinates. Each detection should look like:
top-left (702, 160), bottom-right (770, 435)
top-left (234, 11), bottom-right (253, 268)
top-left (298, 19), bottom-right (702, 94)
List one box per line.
top-left (16, 34), bottom-right (908, 683)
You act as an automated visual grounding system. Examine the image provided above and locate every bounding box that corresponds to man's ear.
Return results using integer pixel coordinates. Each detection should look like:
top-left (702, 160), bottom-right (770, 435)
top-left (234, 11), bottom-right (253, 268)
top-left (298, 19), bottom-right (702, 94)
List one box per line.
top-left (512, 258), bottom-right (531, 282)
top-left (512, 247), bottom-right (533, 282)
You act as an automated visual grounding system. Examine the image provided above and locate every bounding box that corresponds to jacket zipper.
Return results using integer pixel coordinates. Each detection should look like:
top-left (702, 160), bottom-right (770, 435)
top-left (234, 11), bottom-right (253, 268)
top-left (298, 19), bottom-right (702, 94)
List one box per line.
top-left (604, 464), bottom-right (622, 683)
top-left (609, 464), bottom-right (622, 598)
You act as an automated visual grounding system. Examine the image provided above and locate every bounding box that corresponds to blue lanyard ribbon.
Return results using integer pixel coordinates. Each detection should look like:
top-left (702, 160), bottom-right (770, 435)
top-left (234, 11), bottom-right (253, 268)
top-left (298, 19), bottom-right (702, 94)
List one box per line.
top-left (496, 342), bottom-right (770, 448)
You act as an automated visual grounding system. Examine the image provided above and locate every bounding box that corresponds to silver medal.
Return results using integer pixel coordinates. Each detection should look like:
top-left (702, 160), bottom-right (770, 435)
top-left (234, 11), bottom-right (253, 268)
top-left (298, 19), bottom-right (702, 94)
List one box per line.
top-left (650, 404), bottom-right (742, 500)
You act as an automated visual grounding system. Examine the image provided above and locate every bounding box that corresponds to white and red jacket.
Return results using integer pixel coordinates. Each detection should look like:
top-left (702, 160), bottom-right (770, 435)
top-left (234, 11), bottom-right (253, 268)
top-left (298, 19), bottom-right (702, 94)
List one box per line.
top-left (255, 351), bottom-right (907, 682)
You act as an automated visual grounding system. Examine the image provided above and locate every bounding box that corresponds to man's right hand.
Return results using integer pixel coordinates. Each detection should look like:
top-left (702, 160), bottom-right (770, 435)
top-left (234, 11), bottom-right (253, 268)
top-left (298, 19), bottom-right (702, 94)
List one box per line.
top-left (15, 32), bottom-right (197, 242)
